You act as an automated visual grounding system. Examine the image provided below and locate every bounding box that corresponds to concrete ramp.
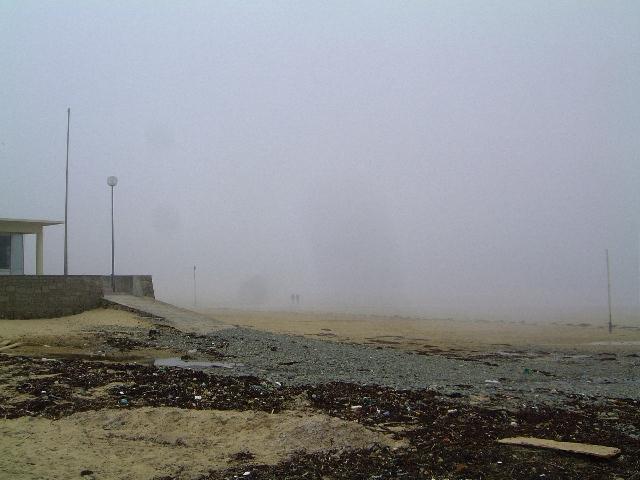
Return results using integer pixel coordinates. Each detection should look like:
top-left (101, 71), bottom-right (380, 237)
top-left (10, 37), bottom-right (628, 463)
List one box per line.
top-left (103, 294), bottom-right (233, 334)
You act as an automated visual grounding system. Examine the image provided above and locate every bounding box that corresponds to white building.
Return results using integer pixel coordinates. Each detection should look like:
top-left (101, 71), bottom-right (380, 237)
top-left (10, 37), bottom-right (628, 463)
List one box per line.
top-left (0, 218), bottom-right (64, 275)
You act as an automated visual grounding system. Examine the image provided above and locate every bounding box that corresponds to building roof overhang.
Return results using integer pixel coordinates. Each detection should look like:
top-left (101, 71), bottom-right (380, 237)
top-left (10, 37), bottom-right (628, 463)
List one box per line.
top-left (0, 218), bottom-right (64, 234)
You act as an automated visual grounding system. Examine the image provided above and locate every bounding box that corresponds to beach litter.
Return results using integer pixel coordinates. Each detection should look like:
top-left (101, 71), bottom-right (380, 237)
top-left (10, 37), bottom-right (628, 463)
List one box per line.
top-left (498, 437), bottom-right (621, 459)
top-left (0, 342), bottom-right (23, 352)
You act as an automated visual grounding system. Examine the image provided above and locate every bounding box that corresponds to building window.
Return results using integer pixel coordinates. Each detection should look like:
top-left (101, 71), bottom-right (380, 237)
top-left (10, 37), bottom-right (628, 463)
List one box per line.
top-left (0, 234), bottom-right (10, 270)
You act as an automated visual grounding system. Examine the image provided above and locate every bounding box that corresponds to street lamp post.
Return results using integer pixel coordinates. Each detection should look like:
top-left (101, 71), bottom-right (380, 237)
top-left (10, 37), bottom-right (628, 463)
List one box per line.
top-left (107, 176), bottom-right (118, 292)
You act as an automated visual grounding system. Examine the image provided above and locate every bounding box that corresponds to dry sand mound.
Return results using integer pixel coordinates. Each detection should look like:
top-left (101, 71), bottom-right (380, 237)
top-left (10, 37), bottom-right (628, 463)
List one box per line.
top-left (0, 309), bottom-right (148, 340)
top-left (0, 406), bottom-right (404, 480)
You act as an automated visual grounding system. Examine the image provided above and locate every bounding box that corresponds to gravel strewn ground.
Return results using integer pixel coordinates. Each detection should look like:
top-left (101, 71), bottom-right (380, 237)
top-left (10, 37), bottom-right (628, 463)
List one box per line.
top-left (214, 327), bottom-right (640, 402)
top-left (92, 320), bottom-right (640, 404)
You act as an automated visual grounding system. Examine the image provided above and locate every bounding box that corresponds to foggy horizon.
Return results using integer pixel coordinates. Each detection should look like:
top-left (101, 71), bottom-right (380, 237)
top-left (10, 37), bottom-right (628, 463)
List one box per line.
top-left (2, 1), bottom-right (639, 322)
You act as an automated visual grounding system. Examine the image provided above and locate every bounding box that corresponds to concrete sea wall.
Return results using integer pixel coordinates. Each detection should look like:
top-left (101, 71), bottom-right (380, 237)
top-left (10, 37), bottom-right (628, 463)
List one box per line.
top-left (0, 275), bottom-right (154, 319)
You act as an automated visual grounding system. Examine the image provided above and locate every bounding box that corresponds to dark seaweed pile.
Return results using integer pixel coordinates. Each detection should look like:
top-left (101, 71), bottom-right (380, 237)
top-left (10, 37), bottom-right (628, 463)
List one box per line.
top-left (0, 355), bottom-right (295, 419)
top-left (1, 354), bottom-right (638, 479)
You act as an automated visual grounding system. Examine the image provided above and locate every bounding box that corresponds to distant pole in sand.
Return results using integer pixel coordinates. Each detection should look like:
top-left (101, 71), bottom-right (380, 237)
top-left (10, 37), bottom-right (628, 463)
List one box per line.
top-left (606, 249), bottom-right (613, 334)
top-left (64, 107), bottom-right (70, 275)
top-left (193, 265), bottom-right (197, 307)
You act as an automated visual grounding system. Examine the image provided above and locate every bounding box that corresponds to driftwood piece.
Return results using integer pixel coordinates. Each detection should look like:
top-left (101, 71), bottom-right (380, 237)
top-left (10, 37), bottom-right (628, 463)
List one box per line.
top-left (498, 436), bottom-right (621, 459)
top-left (0, 342), bottom-right (23, 352)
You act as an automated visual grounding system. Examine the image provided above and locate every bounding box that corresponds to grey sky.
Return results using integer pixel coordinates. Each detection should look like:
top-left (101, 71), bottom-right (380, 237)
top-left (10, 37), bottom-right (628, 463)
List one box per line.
top-left (1, 1), bottom-right (638, 319)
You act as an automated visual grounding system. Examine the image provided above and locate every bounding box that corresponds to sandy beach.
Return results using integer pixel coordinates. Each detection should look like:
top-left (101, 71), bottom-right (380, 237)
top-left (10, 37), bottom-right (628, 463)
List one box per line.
top-left (1, 306), bottom-right (639, 479)
top-left (205, 308), bottom-right (640, 352)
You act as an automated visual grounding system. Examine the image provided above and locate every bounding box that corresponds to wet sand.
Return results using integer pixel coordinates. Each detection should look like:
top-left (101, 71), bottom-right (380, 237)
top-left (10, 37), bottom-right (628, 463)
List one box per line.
top-left (203, 308), bottom-right (640, 353)
top-left (3, 307), bottom-right (639, 359)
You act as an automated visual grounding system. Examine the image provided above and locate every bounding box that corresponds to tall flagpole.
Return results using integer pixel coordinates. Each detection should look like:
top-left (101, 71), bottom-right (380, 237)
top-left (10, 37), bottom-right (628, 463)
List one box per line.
top-left (64, 107), bottom-right (70, 275)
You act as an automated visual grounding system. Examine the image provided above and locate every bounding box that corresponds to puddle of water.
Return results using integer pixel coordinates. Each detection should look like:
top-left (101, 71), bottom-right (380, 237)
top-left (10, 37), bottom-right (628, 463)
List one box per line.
top-left (45, 352), bottom-right (143, 362)
top-left (154, 357), bottom-right (243, 369)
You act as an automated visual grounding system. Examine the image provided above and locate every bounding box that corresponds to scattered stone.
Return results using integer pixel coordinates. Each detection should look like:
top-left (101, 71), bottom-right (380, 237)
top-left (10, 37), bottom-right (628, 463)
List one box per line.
top-left (229, 451), bottom-right (255, 462)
